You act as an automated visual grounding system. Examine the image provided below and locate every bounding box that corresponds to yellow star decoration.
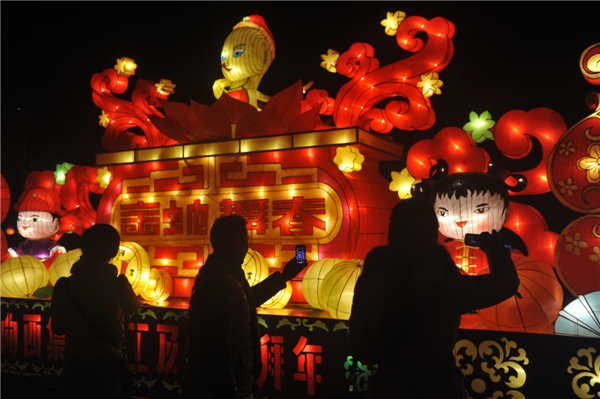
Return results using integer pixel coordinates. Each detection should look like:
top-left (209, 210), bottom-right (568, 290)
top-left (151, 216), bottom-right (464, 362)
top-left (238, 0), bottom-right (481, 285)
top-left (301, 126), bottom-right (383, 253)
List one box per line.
top-left (98, 110), bottom-right (110, 128)
top-left (96, 167), bottom-right (112, 189)
top-left (320, 49), bottom-right (340, 74)
top-left (380, 11), bottom-right (406, 36)
top-left (417, 73), bottom-right (443, 98)
top-left (114, 57), bottom-right (137, 77)
top-left (389, 168), bottom-right (421, 199)
top-left (155, 79), bottom-right (176, 96)
top-left (333, 145), bottom-right (365, 173)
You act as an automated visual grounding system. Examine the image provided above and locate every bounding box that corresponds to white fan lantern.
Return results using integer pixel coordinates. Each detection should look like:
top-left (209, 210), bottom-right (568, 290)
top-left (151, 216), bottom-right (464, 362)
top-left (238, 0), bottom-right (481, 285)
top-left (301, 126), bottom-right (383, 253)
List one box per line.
top-left (555, 291), bottom-right (600, 338)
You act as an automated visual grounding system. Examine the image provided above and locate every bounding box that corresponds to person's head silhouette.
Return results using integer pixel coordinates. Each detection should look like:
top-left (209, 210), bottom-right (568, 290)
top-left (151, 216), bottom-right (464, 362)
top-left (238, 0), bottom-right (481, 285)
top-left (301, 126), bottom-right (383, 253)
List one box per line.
top-left (210, 215), bottom-right (249, 265)
top-left (80, 224), bottom-right (121, 262)
top-left (388, 199), bottom-right (439, 247)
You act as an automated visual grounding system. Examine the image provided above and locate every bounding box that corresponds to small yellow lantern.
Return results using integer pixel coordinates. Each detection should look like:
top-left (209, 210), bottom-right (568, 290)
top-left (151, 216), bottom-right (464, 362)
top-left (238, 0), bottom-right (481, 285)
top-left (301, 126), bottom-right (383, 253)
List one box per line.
top-left (1, 256), bottom-right (49, 298)
top-left (333, 145), bottom-right (365, 173)
top-left (261, 280), bottom-right (293, 309)
top-left (141, 268), bottom-right (173, 304)
top-left (302, 258), bottom-right (343, 310)
top-left (49, 249), bottom-right (82, 286)
top-left (320, 259), bottom-right (364, 320)
top-left (110, 241), bottom-right (151, 295)
top-left (241, 248), bottom-right (269, 287)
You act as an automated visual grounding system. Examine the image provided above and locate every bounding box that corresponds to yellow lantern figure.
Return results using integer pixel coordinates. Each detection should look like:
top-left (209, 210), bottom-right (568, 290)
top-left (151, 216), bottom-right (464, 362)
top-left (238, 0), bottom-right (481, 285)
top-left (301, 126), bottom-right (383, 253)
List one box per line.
top-left (241, 247), bottom-right (269, 287)
top-left (110, 241), bottom-right (151, 296)
top-left (141, 268), bottom-right (173, 303)
top-left (302, 258), bottom-right (344, 310)
top-left (261, 280), bottom-right (293, 309)
top-left (49, 249), bottom-right (82, 286)
top-left (1, 256), bottom-right (49, 298)
top-left (320, 259), bottom-right (364, 320)
top-left (214, 15), bottom-right (275, 110)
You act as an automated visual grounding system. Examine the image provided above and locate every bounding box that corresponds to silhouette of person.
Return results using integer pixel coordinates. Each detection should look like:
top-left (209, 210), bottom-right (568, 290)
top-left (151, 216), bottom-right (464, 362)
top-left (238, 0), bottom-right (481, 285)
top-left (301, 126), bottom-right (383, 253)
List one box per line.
top-left (51, 224), bottom-right (140, 399)
top-left (183, 214), bottom-right (306, 399)
top-left (350, 199), bottom-right (519, 399)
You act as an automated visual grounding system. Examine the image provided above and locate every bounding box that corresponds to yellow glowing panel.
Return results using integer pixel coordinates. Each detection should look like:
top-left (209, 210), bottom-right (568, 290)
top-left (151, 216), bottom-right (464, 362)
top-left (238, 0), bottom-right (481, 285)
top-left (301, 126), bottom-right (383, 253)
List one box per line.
top-left (137, 146), bottom-right (183, 162)
top-left (294, 128), bottom-right (358, 148)
top-left (358, 129), bottom-right (403, 158)
top-left (96, 151), bottom-right (135, 166)
top-left (241, 135), bottom-right (292, 153)
top-left (184, 141), bottom-right (240, 158)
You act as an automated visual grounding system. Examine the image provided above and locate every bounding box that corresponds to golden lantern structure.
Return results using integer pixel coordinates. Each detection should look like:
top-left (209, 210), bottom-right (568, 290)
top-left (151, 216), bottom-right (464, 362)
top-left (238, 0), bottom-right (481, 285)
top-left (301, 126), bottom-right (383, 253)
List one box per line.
top-left (141, 268), bottom-right (173, 304)
top-left (0, 256), bottom-right (49, 298)
top-left (320, 259), bottom-right (363, 320)
top-left (302, 258), bottom-right (343, 309)
top-left (261, 280), bottom-right (293, 309)
top-left (242, 248), bottom-right (269, 287)
top-left (111, 241), bottom-right (151, 295)
top-left (49, 249), bottom-right (82, 286)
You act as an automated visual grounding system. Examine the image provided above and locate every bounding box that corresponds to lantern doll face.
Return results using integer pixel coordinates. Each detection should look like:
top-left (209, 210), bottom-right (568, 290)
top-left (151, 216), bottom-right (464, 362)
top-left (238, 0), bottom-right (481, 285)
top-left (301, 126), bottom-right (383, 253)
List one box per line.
top-left (220, 27), bottom-right (272, 82)
top-left (17, 211), bottom-right (59, 240)
top-left (434, 191), bottom-right (508, 240)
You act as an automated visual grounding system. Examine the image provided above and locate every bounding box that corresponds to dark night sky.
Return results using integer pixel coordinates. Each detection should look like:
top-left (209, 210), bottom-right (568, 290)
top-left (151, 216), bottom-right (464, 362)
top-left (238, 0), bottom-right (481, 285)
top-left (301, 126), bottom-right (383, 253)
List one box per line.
top-left (1, 1), bottom-right (598, 238)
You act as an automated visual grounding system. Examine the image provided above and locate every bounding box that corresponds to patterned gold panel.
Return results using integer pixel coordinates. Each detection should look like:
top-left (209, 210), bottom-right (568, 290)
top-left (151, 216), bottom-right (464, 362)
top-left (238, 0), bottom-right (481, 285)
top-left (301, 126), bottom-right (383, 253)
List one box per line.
top-left (567, 347), bottom-right (600, 399)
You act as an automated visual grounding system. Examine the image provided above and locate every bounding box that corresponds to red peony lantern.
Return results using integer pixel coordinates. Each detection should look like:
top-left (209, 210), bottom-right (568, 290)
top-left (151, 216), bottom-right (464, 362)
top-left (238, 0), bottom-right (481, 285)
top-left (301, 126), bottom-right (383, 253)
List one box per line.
top-left (477, 254), bottom-right (563, 333)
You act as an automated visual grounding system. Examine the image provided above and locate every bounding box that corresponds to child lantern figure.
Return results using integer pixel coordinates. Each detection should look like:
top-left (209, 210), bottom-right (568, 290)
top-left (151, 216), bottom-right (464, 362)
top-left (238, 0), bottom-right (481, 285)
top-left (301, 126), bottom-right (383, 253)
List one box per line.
top-left (213, 15), bottom-right (276, 110)
top-left (8, 188), bottom-right (66, 260)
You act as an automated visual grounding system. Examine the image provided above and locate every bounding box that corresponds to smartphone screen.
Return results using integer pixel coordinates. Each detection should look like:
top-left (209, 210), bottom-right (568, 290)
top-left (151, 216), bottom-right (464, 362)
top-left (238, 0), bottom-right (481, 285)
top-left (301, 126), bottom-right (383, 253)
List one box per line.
top-left (296, 244), bottom-right (306, 263)
top-left (464, 233), bottom-right (481, 247)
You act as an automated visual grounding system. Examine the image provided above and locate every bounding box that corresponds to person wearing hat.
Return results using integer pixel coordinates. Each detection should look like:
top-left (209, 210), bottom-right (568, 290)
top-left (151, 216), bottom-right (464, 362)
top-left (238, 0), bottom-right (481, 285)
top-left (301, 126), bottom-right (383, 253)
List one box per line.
top-left (213, 15), bottom-right (276, 110)
top-left (8, 187), bottom-right (66, 259)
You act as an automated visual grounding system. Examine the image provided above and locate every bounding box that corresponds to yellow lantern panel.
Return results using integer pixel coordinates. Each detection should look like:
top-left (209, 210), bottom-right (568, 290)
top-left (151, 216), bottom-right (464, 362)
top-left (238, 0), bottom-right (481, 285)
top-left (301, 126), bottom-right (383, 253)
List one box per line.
top-left (49, 249), bottom-right (82, 286)
top-left (1, 256), bottom-right (49, 298)
top-left (320, 259), bottom-right (364, 320)
top-left (302, 258), bottom-right (343, 310)
top-left (141, 268), bottom-right (173, 303)
top-left (111, 241), bottom-right (151, 295)
top-left (261, 280), bottom-right (293, 310)
top-left (242, 248), bottom-right (269, 287)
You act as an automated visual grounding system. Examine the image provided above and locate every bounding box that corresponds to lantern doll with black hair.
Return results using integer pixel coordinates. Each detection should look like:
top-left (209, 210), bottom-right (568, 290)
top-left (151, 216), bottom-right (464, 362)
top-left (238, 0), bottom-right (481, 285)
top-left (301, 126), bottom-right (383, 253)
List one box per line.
top-left (8, 187), bottom-right (66, 261)
top-left (213, 15), bottom-right (276, 110)
top-left (430, 170), bottom-right (563, 333)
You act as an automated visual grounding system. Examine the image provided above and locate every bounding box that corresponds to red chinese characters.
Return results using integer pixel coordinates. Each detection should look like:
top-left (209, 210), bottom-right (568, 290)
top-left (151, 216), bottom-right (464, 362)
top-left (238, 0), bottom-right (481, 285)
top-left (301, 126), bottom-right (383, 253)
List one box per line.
top-left (293, 336), bottom-right (322, 395)
top-left (273, 197), bottom-right (325, 235)
top-left (1, 312), bottom-right (18, 356)
top-left (23, 314), bottom-right (42, 359)
top-left (121, 201), bottom-right (160, 235)
top-left (163, 200), bottom-right (183, 235)
top-left (46, 318), bottom-right (65, 361)
top-left (156, 324), bottom-right (180, 375)
top-left (128, 322), bottom-right (149, 373)
top-left (257, 334), bottom-right (284, 390)
top-left (221, 199), bottom-right (268, 234)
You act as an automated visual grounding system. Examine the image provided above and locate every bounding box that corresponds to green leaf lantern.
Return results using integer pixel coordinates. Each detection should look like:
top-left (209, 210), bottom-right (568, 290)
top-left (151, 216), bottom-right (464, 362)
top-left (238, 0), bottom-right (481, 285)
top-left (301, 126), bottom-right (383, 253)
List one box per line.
top-left (463, 111), bottom-right (495, 143)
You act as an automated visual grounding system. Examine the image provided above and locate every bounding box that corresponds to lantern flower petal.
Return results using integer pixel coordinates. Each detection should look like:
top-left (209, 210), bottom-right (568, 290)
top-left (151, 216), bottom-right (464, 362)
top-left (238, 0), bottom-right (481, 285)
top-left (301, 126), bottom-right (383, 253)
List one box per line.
top-left (389, 168), bottom-right (420, 199)
top-left (96, 167), bottom-right (112, 189)
top-left (558, 140), bottom-right (577, 157)
top-left (576, 143), bottom-right (600, 183)
top-left (416, 73), bottom-right (443, 98)
top-left (320, 49), bottom-right (340, 74)
top-left (380, 11), bottom-right (406, 36)
top-left (53, 162), bottom-right (75, 185)
top-left (333, 145), bottom-right (364, 173)
top-left (564, 233), bottom-right (588, 257)
top-left (463, 111), bottom-right (496, 143)
top-left (98, 110), bottom-right (110, 128)
top-left (590, 246), bottom-right (600, 263)
top-left (557, 177), bottom-right (578, 197)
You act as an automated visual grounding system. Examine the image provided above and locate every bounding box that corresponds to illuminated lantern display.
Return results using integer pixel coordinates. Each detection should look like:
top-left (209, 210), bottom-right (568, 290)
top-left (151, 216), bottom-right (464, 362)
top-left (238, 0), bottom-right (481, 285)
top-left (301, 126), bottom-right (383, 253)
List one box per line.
top-left (48, 248), bottom-right (82, 286)
top-left (261, 280), bottom-right (293, 310)
top-left (580, 42), bottom-right (600, 86)
top-left (477, 254), bottom-right (563, 333)
top-left (333, 145), bottom-right (364, 173)
top-left (320, 259), bottom-right (363, 320)
top-left (9, 187), bottom-right (66, 260)
top-left (1, 175), bottom-right (10, 261)
top-left (555, 291), bottom-right (600, 338)
top-left (0, 256), bottom-right (49, 298)
top-left (110, 241), bottom-right (151, 295)
top-left (214, 15), bottom-right (276, 110)
top-left (242, 248), bottom-right (269, 287)
top-left (141, 268), bottom-right (173, 304)
top-left (554, 215), bottom-right (600, 297)
top-left (302, 258), bottom-right (343, 309)
top-left (548, 92), bottom-right (600, 213)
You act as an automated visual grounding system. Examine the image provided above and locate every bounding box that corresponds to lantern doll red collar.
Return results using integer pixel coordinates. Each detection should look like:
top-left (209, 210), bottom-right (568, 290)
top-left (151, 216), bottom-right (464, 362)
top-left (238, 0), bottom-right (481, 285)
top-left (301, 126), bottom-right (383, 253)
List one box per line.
top-left (8, 187), bottom-right (66, 259)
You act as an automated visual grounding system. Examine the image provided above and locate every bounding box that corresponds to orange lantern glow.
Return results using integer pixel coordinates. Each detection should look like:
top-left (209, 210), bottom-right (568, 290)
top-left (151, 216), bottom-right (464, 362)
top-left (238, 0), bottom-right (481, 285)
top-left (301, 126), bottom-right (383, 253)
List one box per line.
top-left (261, 280), bottom-right (292, 309)
top-left (0, 256), bottom-right (49, 298)
top-left (477, 254), bottom-right (563, 333)
top-left (302, 258), bottom-right (343, 309)
top-left (141, 268), bottom-right (173, 303)
top-left (320, 259), bottom-right (363, 320)
top-left (49, 248), bottom-right (81, 286)
top-left (242, 248), bottom-right (269, 287)
top-left (110, 241), bottom-right (151, 295)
